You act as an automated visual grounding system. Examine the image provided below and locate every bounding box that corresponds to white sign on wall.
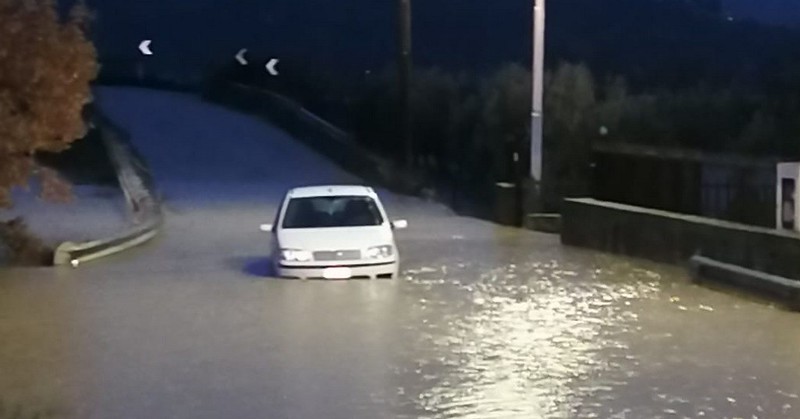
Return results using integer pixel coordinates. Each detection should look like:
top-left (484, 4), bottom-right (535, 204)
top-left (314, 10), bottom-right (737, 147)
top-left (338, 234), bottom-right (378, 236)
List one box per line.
top-left (776, 162), bottom-right (800, 232)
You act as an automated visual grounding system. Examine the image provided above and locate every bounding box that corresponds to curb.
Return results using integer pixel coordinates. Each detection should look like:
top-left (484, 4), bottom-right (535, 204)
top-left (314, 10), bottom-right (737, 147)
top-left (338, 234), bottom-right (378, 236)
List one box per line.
top-left (524, 213), bottom-right (562, 233)
top-left (689, 254), bottom-right (800, 311)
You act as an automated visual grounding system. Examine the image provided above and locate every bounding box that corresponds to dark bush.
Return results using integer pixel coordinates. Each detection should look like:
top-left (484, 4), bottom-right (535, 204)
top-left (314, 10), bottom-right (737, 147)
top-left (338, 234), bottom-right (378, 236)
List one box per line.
top-left (36, 126), bottom-right (118, 186)
top-left (0, 217), bottom-right (54, 266)
top-left (0, 0), bottom-right (98, 207)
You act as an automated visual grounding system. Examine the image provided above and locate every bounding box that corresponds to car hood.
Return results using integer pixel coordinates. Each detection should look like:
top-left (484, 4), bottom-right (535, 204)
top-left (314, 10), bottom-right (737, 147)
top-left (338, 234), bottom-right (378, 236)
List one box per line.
top-left (276, 226), bottom-right (394, 250)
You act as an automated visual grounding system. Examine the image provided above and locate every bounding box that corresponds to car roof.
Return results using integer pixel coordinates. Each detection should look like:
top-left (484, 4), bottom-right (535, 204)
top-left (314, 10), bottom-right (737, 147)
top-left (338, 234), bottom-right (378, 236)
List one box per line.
top-left (287, 185), bottom-right (376, 199)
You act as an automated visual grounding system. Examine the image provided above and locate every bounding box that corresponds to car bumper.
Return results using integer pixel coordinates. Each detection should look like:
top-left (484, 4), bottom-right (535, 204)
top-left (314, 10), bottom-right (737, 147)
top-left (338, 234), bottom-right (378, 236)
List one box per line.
top-left (276, 261), bottom-right (398, 280)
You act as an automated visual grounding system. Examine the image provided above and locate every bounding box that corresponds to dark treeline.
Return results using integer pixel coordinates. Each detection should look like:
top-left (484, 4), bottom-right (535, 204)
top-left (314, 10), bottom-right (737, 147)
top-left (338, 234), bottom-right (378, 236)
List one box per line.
top-left (211, 55), bottom-right (800, 203)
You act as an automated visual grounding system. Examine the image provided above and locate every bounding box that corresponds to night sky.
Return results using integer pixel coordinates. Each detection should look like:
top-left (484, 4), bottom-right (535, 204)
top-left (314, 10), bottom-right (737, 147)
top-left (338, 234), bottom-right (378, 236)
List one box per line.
top-left (725, 0), bottom-right (800, 26)
top-left (82, 0), bottom-right (799, 85)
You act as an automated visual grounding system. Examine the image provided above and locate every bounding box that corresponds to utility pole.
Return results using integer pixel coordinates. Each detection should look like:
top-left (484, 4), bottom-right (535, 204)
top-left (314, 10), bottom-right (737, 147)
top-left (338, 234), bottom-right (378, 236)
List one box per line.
top-left (397, 0), bottom-right (413, 168)
top-left (529, 0), bottom-right (546, 209)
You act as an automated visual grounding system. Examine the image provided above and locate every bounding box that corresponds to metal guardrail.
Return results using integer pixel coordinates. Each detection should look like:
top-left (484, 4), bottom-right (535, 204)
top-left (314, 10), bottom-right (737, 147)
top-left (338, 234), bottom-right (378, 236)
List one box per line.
top-left (52, 112), bottom-right (162, 267)
top-left (689, 254), bottom-right (800, 311)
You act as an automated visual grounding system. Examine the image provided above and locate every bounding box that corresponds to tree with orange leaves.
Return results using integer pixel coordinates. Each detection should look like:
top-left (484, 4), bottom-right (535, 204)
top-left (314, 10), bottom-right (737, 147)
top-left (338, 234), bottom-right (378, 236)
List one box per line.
top-left (0, 0), bottom-right (98, 207)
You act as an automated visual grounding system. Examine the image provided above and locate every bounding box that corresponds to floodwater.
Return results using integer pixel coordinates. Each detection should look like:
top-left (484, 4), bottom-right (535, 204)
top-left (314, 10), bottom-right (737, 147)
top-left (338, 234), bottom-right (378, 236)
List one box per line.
top-left (1, 218), bottom-right (798, 419)
top-left (1, 87), bottom-right (797, 418)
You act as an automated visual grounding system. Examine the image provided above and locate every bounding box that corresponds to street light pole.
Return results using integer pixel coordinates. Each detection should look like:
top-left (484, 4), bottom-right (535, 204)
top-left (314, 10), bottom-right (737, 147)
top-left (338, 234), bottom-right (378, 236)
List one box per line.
top-left (397, 0), bottom-right (413, 168)
top-left (529, 0), bottom-right (546, 212)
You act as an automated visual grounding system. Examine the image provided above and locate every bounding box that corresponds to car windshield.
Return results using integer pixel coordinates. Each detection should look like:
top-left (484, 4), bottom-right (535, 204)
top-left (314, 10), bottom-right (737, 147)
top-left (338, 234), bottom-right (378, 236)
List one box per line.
top-left (281, 196), bottom-right (384, 228)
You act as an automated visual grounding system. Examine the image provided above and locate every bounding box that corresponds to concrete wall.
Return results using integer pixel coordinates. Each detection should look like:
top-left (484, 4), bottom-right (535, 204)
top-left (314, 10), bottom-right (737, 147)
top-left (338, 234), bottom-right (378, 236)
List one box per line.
top-left (561, 198), bottom-right (800, 280)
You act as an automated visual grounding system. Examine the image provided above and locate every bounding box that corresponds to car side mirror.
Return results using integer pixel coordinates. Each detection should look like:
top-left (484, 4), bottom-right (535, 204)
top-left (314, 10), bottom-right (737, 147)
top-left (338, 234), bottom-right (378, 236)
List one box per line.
top-left (391, 219), bottom-right (408, 230)
top-left (259, 223), bottom-right (273, 232)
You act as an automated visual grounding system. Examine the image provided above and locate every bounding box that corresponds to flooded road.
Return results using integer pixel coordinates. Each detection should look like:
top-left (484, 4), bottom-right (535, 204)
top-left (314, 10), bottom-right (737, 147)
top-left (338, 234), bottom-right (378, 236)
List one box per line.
top-left (1, 87), bottom-right (798, 418)
top-left (1, 221), bottom-right (799, 419)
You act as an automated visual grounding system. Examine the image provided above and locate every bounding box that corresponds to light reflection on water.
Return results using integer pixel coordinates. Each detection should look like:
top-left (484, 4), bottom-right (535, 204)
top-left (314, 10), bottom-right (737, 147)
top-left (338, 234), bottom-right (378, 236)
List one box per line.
top-left (398, 247), bottom-right (662, 419)
top-left (393, 225), bottom-right (800, 419)
top-left (1, 225), bottom-right (799, 419)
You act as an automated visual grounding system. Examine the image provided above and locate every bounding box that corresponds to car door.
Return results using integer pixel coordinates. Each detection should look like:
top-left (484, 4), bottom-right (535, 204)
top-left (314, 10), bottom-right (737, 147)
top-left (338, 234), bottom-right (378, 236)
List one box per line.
top-left (268, 197), bottom-right (286, 261)
top-left (372, 195), bottom-right (396, 242)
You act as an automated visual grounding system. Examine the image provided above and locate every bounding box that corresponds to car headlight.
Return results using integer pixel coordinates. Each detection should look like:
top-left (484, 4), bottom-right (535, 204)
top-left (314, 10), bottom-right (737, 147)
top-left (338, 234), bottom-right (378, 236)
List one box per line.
top-left (365, 245), bottom-right (393, 259)
top-left (281, 249), bottom-right (313, 262)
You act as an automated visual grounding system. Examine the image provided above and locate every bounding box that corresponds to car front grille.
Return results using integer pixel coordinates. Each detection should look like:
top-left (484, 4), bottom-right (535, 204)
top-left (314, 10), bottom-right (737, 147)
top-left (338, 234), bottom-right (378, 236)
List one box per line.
top-left (313, 250), bottom-right (361, 261)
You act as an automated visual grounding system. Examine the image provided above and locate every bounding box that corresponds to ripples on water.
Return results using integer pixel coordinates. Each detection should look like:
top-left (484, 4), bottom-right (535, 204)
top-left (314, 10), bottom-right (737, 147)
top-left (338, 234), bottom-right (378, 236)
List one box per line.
top-left (399, 249), bottom-right (662, 419)
top-left (3, 227), bottom-right (798, 419)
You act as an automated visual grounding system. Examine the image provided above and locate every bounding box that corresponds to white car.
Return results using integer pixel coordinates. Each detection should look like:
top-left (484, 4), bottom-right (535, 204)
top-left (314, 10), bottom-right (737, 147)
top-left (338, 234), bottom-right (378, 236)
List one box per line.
top-left (259, 185), bottom-right (408, 279)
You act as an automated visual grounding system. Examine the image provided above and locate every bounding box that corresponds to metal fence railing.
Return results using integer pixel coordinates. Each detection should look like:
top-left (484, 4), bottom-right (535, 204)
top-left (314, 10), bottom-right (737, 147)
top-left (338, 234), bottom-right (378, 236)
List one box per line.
top-left (700, 182), bottom-right (775, 227)
top-left (591, 151), bottom-right (779, 229)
